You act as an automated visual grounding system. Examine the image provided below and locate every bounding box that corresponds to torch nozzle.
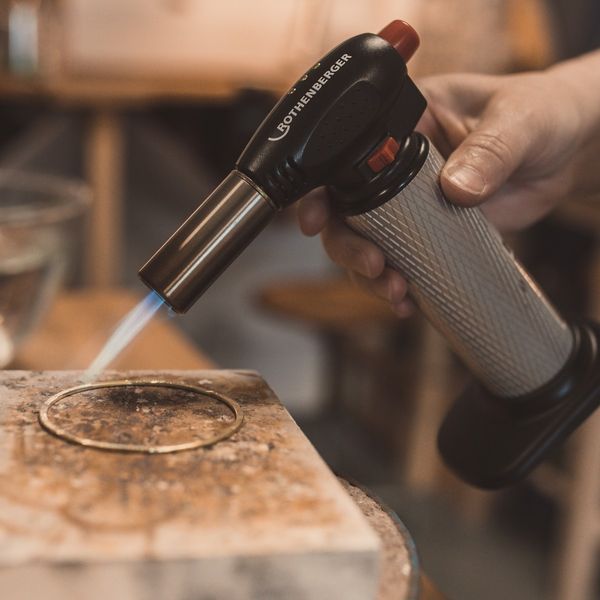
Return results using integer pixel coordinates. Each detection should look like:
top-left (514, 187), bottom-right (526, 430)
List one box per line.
top-left (139, 171), bottom-right (275, 313)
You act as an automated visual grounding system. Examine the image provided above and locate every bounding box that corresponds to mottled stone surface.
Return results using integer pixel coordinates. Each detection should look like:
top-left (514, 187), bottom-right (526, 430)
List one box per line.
top-left (0, 370), bottom-right (380, 600)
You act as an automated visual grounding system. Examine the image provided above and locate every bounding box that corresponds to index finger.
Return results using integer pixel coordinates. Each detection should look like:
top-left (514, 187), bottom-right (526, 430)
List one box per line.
top-left (297, 187), bottom-right (332, 236)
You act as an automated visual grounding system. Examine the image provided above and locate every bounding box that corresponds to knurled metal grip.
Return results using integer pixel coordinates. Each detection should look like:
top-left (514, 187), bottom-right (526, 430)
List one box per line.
top-left (345, 139), bottom-right (574, 398)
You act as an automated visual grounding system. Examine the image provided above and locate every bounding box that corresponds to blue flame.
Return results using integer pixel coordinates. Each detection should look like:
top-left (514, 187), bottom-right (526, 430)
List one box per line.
top-left (83, 291), bottom-right (166, 382)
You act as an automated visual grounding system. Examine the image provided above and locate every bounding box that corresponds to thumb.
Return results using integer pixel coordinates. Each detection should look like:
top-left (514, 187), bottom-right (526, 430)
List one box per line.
top-left (440, 108), bottom-right (535, 206)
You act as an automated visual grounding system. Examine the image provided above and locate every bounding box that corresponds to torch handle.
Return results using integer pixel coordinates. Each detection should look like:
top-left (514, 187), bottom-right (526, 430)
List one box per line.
top-left (345, 138), bottom-right (574, 398)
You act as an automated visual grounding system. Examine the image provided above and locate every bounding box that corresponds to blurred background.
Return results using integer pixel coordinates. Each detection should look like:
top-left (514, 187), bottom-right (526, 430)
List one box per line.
top-left (1, 1), bottom-right (599, 599)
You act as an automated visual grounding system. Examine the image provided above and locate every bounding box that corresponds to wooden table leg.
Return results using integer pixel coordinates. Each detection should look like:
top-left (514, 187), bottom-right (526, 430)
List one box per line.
top-left (419, 574), bottom-right (448, 600)
top-left (85, 109), bottom-right (124, 286)
top-left (555, 241), bottom-right (600, 600)
top-left (403, 324), bottom-right (496, 524)
top-left (403, 325), bottom-right (450, 490)
top-left (555, 410), bottom-right (600, 600)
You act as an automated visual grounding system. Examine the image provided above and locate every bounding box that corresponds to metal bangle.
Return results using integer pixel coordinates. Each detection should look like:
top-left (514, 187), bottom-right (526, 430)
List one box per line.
top-left (39, 379), bottom-right (244, 454)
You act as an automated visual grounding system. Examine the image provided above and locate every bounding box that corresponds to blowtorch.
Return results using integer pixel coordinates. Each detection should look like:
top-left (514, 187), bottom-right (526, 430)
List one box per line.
top-left (139, 20), bottom-right (600, 489)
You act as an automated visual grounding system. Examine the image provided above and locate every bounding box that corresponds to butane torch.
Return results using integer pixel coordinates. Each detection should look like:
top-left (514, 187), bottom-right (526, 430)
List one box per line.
top-left (140, 21), bottom-right (600, 489)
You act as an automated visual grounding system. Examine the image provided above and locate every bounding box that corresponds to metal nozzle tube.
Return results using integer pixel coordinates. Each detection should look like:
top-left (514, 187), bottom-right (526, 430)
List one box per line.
top-left (139, 171), bottom-right (275, 313)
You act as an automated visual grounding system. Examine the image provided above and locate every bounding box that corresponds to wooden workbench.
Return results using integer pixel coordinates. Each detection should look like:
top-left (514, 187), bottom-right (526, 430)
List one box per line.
top-left (0, 369), bottom-right (380, 600)
top-left (7, 288), bottom-right (446, 599)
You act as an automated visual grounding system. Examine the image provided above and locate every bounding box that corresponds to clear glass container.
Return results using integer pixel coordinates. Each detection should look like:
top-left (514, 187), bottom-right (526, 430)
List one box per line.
top-left (0, 171), bottom-right (90, 366)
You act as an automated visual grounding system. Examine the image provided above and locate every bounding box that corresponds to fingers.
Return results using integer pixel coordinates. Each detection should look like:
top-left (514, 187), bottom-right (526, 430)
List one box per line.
top-left (479, 175), bottom-right (568, 232)
top-left (440, 96), bottom-right (540, 207)
top-left (350, 268), bottom-right (414, 318)
top-left (297, 188), bottom-right (390, 281)
top-left (297, 188), bottom-right (331, 236)
top-left (349, 268), bottom-right (408, 304)
top-left (419, 73), bottom-right (501, 120)
top-left (417, 74), bottom-right (501, 157)
top-left (318, 220), bottom-right (414, 317)
top-left (391, 298), bottom-right (416, 318)
top-left (298, 193), bottom-right (414, 317)
top-left (321, 219), bottom-right (385, 278)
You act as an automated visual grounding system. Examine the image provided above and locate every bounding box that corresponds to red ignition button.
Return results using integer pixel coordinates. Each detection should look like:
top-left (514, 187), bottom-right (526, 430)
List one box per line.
top-left (367, 136), bottom-right (400, 173)
top-left (378, 20), bottom-right (420, 63)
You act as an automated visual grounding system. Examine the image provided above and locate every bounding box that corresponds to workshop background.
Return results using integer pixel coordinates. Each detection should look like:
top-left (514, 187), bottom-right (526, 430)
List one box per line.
top-left (1, 1), bottom-right (599, 599)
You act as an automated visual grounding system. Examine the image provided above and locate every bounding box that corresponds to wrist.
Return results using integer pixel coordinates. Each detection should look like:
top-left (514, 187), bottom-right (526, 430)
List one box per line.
top-left (546, 50), bottom-right (600, 145)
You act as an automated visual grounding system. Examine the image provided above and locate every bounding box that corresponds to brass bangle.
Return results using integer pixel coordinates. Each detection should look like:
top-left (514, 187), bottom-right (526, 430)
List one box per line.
top-left (39, 379), bottom-right (244, 454)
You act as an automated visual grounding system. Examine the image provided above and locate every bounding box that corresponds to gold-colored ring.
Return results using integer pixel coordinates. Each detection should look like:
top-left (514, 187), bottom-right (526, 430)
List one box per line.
top-left (39, 379), bottom-right (244, 454)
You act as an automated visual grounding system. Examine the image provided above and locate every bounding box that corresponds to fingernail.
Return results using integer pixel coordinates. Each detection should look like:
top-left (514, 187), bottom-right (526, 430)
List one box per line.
top-left (445, 164), bottom-right (486, 195)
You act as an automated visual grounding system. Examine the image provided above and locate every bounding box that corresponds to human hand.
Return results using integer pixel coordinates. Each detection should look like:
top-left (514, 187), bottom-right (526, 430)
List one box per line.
top-left (298, 66), bottom-right (597, 316)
